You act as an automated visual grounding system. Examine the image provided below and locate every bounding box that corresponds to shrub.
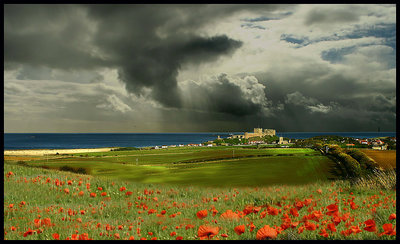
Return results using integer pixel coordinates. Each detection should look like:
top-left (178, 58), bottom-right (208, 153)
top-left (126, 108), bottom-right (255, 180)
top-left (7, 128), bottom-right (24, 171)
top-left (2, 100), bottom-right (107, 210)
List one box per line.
top-left (346, 149), bottom-right (383, 174)
top-left (59, 166), bottom-right (88, 174)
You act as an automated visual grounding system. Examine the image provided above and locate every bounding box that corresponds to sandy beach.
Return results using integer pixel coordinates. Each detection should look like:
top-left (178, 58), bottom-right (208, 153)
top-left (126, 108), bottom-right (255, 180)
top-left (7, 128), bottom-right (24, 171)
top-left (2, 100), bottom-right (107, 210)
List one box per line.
top-left (4, 147), bottom-right (117, 156)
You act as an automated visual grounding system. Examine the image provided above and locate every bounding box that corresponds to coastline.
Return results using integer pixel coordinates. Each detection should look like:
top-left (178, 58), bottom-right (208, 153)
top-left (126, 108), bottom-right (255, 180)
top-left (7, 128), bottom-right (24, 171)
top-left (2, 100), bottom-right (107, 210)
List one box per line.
top-left (4, 147), bottom-right (117, 156)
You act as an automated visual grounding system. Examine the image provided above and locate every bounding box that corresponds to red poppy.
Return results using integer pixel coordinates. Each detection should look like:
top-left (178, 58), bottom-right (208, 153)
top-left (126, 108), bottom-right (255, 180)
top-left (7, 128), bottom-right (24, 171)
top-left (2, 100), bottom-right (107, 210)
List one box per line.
top-left (319, 228), bottom-right (329, 237)
top-left (185, 224), bottom-right (195, 230)
top-left (295, 201), bottom-right (304, 210)
top-left (327, 222), bottom-right (336, 232)
top-left (170, 231), bottom-right (176, 236)
top-left (243, 205), bottom-right (254, 215)
top-left (350, 225), bottom-right (362, 234)
top-left (253, 206), bottom-right (262, 213)
top-left (151, 237), bottom-right (157, 240)
top-left (221, 233), bottom-right (228, 238)
top-left (389, 213), bottom-right (396, 221)
top-left (196, 209), bottom-right (208, 219)
top-left (220, 210), bottom-right (240, 221)
top-left (77, 233), bottom-right (90, 240)
top-left (304, 221), bottom-right (316, 231)
top-left (212, 209), bottom-right (218, 216)
top-left (290, 207), bottom-right (299, 217)
top-left (52, 233), bottom-right (60, 240)
top-left (256, 225), bottom-right (277, 240)
top-left (64, 188), bottom-right (70, 194)
top-left (291, 221), bottom-right (299, 229)
top-left (363, 219), bottom-right (376, 232)
top-left (379, 223), bottom-right (396, 236)
top-left (101, 192), bottom-right (107, 196)
top-left (249, 222), bottom-right (256, 232)
top-left (119, 186), bottom-right (126, 191)
top-left (23, 228), bottom-right (34, 237)
top-left (42, 218), bottom-right (52, 226)
top-left (126, 191), bottom-right (133, 196)
top-left (326, 204), bottom-right (339, 216)
top-left (129, 236), bottom-right (134, 240)
top-left (90, 192), bottom-right (96, 197)
top-left (176, 236), bottom-right (183, 240)
top-left (197, 225), bottom-right (219, 240)
top-left (267, 206), bottom-right (279, 216)
top-left (234, 225), bottom-right (245, 235)
top-left (340, 229), bottom-right (352, 236)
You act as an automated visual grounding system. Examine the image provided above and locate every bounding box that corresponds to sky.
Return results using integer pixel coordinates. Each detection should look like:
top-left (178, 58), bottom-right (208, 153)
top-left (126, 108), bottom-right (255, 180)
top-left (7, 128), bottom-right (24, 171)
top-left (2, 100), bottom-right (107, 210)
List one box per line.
top-left (4, 4), bottom-right (396, 133)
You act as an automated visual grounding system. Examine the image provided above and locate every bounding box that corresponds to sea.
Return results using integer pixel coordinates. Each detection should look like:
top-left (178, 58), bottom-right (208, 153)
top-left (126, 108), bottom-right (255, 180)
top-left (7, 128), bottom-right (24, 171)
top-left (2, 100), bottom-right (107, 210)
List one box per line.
top-left (3, 132), bottom-right (396, 150)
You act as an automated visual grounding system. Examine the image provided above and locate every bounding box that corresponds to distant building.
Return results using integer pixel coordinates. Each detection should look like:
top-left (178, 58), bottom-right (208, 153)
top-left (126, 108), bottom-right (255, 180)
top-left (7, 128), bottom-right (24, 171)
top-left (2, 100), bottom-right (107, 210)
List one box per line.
top-left (278, 137), bottom-right (289, 145)
top-left (372, 145), bottom-right (386, 150)
top-left (228, 128), bottom-right (276, 139)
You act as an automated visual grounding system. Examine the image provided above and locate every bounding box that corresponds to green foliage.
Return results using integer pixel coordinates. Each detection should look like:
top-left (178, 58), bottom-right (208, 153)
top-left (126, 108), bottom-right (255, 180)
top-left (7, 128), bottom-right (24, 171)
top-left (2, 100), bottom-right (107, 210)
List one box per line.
top-left (263, 135), bottom-right (279, 143)
top-left (59, 165), bottom-right (88, 175)
top-left (346, 149), bottom-right (382, 175)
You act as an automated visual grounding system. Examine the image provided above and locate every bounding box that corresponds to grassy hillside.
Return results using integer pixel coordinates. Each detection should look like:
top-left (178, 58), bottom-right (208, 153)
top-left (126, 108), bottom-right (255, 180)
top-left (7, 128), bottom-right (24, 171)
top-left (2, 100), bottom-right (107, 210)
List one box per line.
top-left (4, 147), bottom-right (335, 186)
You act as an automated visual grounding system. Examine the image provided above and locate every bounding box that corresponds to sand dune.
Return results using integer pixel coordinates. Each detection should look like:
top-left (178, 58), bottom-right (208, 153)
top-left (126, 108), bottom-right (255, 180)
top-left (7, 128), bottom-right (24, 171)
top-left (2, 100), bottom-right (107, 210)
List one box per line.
top-left (4, 148), bottom-right (116, 156)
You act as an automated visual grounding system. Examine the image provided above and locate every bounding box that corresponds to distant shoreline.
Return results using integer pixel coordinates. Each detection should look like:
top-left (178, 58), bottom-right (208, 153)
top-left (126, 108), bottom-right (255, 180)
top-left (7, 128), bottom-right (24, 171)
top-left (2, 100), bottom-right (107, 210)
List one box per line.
top-left (4, 147), bottom-right (117, 156)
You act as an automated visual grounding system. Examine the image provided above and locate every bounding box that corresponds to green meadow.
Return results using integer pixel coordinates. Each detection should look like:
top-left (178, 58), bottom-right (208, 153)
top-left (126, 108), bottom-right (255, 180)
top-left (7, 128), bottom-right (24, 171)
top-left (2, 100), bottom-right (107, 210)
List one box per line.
top-left (5, 147), bottom-right (337, 187)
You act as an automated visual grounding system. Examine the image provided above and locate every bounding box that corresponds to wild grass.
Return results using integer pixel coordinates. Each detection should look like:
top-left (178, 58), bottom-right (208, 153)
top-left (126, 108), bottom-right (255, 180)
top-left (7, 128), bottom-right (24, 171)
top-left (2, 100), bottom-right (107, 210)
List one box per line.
top-left (4, 163), bottom-right (396, 240)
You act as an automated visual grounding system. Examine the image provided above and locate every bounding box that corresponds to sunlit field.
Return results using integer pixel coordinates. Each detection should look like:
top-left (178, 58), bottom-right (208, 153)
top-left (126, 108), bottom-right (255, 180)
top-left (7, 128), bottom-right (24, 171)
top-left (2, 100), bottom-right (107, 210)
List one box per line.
top-left (4, 147), bottom-right (336, 186)
top-left (360, 149), bottom-right (396, 169)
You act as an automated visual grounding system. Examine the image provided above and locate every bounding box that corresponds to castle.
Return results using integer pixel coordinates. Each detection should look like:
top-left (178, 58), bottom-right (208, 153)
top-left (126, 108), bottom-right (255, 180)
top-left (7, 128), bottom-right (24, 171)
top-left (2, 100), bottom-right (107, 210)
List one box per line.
top-left (228, 128), bottom-right (276, 139)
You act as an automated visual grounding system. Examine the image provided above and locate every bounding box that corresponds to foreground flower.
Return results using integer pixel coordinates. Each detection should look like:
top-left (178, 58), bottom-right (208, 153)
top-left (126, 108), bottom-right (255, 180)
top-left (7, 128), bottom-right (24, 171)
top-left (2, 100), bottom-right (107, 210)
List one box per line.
top-left (326, 204), bottom-right (339, 216)
top-left (234, 225), bottom-right (245, 235)
top-left (363, 219), bottom-right (376, 232)
top-left (220, 210), bottom-right (240, 221)
top-left (379, 223), bottom-right (396, 236)
top-left (256, 225), bottom-right (277, 240)
top-left (196, 209), bottom-right (208, 219)
top-left (198, 225), bottom-right (219, 240)
top-left (23, 228), bottom-right (35, 237)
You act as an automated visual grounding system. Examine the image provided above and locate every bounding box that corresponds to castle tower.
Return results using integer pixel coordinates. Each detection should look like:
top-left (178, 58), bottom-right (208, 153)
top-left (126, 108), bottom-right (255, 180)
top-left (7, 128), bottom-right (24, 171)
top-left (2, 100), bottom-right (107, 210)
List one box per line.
top-left (264, 129), bottom-right (276, 136)
top-left (254, 128), bottom-right (263, 135)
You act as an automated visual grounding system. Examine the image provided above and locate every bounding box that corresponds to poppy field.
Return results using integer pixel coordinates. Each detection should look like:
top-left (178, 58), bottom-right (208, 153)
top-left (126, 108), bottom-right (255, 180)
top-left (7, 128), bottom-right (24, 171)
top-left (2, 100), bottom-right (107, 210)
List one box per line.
top-left (3, 162), bottom-right (396, 240)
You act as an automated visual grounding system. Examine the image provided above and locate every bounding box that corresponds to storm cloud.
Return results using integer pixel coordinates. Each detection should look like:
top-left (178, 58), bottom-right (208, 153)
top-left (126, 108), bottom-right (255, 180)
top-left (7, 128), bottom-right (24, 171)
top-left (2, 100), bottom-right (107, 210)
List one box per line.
top-left (4, 4), bottom-right (396, 132)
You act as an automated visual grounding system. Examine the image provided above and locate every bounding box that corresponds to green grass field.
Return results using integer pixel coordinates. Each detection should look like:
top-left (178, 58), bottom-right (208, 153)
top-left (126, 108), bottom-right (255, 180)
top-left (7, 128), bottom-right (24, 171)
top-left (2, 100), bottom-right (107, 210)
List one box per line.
top-left (5, 147), bottom-right (336, 187)
top-left (4, 163), bottom-right (396, 240)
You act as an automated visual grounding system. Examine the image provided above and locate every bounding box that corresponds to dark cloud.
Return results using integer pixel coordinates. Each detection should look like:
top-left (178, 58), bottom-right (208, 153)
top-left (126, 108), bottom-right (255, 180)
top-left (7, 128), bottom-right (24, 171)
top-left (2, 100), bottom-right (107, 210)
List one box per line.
top-left (181, 74), bottom-right (268, 117)
top-left (4, 4), bottom-right (396, 132)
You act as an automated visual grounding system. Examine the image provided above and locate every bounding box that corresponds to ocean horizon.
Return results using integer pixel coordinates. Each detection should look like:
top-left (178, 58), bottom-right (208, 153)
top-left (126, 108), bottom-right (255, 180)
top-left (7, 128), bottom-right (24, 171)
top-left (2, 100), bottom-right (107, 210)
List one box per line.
top-left (3, 132), bottom-right (396, 150)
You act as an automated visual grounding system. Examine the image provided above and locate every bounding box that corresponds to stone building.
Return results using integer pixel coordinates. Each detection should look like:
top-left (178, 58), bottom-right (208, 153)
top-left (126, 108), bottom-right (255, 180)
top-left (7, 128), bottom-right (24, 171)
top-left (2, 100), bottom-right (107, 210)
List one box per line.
top-left (228, 128), bottom-right (276, 139)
